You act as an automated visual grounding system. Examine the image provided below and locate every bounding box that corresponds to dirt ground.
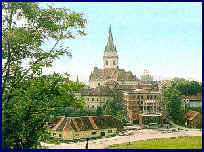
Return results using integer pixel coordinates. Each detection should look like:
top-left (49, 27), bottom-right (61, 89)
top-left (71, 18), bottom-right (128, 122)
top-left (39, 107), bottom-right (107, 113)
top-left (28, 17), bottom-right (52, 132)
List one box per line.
top-left (41, 129), bottom-right (202, 149)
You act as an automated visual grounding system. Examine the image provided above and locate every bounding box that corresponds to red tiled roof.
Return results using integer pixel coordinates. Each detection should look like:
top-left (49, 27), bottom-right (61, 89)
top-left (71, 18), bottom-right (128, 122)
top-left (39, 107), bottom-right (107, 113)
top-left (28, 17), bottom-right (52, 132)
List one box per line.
top-left (53, 116), bottom-right (65, 131)
top-left (52, 115), bottom-right (123, 132)
top-left (71, 118), bottom-right (80, 132)
top-left (63, 118), bottom-right (72, 131)
top-left (88, 116), bottom-right (98, 130)
top-left (184, 110), bottom-right (200, 121)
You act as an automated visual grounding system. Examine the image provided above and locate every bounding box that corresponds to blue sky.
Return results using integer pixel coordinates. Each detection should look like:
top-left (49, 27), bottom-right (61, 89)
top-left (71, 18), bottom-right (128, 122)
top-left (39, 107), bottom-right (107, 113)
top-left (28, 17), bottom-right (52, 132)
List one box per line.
top-left (39, 2), bottom-right (202, 83)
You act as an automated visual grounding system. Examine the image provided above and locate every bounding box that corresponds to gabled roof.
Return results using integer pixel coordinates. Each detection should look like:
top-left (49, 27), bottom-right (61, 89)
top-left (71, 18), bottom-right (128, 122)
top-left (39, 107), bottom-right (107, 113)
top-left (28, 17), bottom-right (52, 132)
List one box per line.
top-left (52, 115), bottom-right (123, 132)
top-left (53, 117), bottom-right (65, 131)
top-left (184, 110), bottom-right (200, 121)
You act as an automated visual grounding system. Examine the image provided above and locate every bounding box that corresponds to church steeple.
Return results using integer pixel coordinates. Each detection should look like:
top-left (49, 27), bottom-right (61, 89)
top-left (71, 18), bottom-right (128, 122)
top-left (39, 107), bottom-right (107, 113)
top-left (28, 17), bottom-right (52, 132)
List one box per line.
top-left (105, 24), bottom-right (117, 52)
top-left (103, 25), bottom-right (119, 69)
top-left (76, 75), bottom-right (79, 82)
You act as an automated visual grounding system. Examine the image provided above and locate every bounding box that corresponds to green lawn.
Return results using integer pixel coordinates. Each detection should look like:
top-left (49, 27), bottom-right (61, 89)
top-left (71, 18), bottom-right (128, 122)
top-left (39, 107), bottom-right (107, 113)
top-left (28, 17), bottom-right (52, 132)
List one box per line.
top-left (108, 136), bottom-right (202, 149)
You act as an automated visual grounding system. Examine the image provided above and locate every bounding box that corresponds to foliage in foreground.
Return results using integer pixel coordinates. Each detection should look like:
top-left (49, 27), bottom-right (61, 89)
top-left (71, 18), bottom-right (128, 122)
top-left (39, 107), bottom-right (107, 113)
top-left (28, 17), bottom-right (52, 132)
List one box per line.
top-left (2, 2), bottom-right (87, 149)
top-left (108, 136), bottom-right (202, 149)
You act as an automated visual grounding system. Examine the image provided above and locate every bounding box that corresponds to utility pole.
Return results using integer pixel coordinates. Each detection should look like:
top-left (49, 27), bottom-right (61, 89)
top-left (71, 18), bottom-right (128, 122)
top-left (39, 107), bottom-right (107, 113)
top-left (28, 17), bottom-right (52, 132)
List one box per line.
top-left (85, 138), bottom-right (89, 149)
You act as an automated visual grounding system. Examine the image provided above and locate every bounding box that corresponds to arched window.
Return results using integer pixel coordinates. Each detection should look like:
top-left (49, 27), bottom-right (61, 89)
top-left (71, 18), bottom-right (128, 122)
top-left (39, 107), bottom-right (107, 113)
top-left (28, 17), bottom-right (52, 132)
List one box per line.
top-left (106, 61), bottom-right (108, 65)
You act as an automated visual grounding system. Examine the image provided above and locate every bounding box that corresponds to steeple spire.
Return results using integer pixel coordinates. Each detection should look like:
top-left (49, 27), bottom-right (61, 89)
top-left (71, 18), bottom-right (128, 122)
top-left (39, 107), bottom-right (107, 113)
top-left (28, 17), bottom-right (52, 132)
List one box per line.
top-left (108, 24), bottom-right (113, 42)
top-left (76, 75), bottom-right (79, 82)
top-left (103, 25), bottom-right (119, 69)
top-left (105, 24), bottom-right (116, 52)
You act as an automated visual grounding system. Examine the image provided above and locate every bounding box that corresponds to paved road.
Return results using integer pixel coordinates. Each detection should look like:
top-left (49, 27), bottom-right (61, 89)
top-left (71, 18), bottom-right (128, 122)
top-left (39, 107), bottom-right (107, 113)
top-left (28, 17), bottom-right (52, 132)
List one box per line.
top-left (41, 128), bottom-right (202, 149)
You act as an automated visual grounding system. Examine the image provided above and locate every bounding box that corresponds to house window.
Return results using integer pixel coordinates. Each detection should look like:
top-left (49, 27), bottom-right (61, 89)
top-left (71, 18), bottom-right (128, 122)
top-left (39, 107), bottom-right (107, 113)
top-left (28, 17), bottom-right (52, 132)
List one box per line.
top-left (92, 131), bottom-right (97, 135)
top-left (59, 134), bottom-right (62, 137)
top-left (137, 96), bottom-right (140, 99)
top-left (92, 105), bottom-right (94, 108)
top-left (154, 95), bottom-right (157, 99)
top-left (113, 61), bottom-right (116, 65)
top-left (106, 61), bottom-right (108, 65)
top-left (141, 96), bottom-right (143, 99)
top-left (108, 130), bottom-right (112, 133)
top-left (53, 133), bottom-right (56, 136)
top-left (98, 83), bottom-right (100, 86)
top-left (87, 98), bottom-right (89, 101)
top-left (147, 95), bottom-right (149, 100)
top-left (150, 96), bottom-right (152, 100)
top-left (92, 98), bottom-right (94, 101)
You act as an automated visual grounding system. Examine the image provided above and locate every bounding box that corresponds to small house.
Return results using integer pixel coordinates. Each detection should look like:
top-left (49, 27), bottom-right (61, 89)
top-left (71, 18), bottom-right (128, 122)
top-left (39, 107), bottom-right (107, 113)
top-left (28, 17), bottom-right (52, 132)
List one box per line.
top-left (184, 110), bottom-right (202, 128)
top-left (50, 115), bottom-right (123, 140)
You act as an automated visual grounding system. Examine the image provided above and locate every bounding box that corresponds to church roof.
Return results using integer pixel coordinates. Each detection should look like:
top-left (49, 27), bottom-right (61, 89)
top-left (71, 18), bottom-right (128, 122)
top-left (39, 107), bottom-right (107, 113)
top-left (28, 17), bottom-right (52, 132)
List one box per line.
top-left (89, 68), bottom-right (138, 81)
top-left (80, 85), bottom-right (113, 96)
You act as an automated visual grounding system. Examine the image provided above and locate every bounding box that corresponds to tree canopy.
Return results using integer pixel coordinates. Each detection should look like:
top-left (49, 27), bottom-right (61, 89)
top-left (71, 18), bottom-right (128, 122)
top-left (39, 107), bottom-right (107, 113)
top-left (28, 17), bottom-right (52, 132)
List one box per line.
top-left (171, 78), bottom-right (202, 96)
top-left (103, 99), bottom-right (125, 121)
top-left (2, 2), bottom-right (87, 149)
top-left (163, 78), bottom-right (202, 125)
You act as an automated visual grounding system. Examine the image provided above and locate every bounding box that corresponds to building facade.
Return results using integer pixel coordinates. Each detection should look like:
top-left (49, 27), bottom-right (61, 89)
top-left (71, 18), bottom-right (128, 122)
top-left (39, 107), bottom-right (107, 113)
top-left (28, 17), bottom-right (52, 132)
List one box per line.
top-left (123, 89), bottom-right (165, 127)
top-left (79, 86), bottom-right (114, 111)
top-left (182, 95), bottom-right (202, 108)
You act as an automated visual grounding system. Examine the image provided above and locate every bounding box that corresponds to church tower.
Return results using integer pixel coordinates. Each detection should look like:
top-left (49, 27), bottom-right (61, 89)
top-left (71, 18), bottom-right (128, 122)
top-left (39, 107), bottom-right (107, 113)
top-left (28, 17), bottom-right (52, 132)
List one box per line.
top-left (103, 25), bottom-right (119, 69)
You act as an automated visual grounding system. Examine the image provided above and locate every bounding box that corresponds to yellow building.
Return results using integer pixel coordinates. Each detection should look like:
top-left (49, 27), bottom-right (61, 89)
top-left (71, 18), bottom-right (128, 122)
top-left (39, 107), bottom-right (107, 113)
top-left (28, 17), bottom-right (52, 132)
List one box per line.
top-left (50, 115), bottom-right (123, 140)
top-left (79, 86), bottom-right (114, 111)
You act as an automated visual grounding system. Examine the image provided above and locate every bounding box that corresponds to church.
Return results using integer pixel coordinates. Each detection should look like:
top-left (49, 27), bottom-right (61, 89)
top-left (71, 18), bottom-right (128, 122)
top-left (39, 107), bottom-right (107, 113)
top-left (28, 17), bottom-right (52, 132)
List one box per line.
top-left (89, 25), bottom-right (139, 89)
top-left (77, 25), bottom-right (165, 127)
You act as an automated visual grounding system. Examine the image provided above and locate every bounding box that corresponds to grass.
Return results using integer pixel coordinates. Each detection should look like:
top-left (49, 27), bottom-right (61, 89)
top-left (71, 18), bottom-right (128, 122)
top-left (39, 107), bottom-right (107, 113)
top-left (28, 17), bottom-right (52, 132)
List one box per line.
top-left (108, 136), bottom-right (202, 149)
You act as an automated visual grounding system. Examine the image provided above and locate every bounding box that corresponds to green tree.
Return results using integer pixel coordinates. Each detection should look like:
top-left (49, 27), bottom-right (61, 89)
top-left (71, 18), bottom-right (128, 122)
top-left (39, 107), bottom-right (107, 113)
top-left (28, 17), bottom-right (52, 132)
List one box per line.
top-left (96, 106), bottom-right (104, 116)
top-left (163, 78), bottom-right (201, 125)
top-left (2, 2), bottom-right (87, 149)
top-left (163, 86), bottom-right (183, 124)
top-left (103, 99), bottom-right (125, 120)
top-left (171, 78), bottom-right (201, 96)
